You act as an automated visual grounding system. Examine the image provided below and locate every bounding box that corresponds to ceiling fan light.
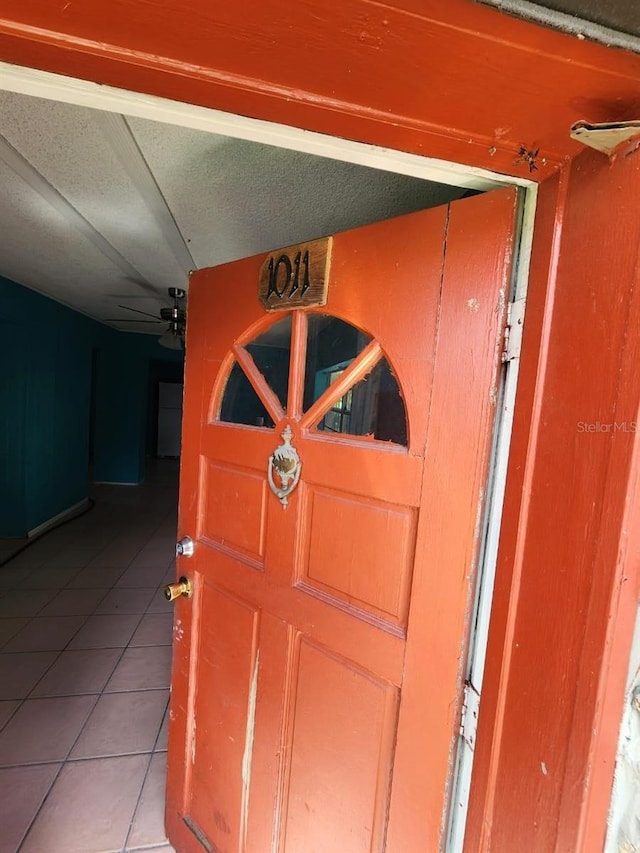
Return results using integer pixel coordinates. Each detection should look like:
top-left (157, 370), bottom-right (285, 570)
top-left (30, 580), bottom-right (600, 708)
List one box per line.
top-left (158, 327), bottom-right (183, 350)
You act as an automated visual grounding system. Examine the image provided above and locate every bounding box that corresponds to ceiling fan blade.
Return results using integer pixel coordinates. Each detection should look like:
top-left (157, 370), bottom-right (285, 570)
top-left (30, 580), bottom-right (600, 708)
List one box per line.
top-left (120, 276), bottom-right (172, 306)
top-left (109, 294), bottom-right (159, 300)
top-left (116, 304), bottom-right (161, 320)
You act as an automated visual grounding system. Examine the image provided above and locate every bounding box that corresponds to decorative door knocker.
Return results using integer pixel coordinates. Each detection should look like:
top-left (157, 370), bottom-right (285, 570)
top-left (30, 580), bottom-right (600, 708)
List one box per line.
top-left (267, 425), bottom-right (302, 507)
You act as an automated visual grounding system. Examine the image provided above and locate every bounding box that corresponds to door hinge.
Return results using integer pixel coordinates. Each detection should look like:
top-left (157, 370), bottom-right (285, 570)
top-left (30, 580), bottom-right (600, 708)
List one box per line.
top-left (502, 297), bottom-right (526, 363)
top-left (460, 681), bottom-right (481, 750)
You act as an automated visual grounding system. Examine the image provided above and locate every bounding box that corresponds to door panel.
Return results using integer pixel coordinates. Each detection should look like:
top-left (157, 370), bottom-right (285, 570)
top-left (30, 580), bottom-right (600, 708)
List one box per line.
top-left (300, 486), bottom-right (417, 625)
top-left (282, 637), bottom-right (399, 853)
top-left (166, 189), bottom-right (518, 852)
top-left (199, 460), bottom-right (268, 563)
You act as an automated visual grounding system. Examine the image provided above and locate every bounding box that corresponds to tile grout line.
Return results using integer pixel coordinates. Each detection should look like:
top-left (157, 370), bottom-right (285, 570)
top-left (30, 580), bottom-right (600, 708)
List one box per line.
top-left (14, 756), bottom-right (67, 853)
top-left (119, 566), bottom-right (176, 853)
top-left (121, 572), bottom-right (175, 852)
top-left (9, 545), bottom-right (120, 853)
top-left (122, 693), bottom-right (171, 853)
top-left (1, 741), bottom-right (169, 771)
top-left (0, 580), bottom-right (172, 731)
top-left (2, 471), bottom-right (178, 853)
top-left (12, 603), bottom-right (142, 851)
top-left (13, 612), bottom-right (170, 851)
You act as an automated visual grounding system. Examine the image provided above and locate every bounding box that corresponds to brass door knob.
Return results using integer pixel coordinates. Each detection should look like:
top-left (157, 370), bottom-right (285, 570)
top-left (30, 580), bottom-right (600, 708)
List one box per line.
top-left (164, 576), bottom-right (192, 602)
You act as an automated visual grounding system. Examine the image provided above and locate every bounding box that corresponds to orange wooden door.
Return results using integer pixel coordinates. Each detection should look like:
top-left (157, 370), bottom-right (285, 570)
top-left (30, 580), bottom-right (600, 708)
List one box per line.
top-left (166, 189), bottom-right (518, 852)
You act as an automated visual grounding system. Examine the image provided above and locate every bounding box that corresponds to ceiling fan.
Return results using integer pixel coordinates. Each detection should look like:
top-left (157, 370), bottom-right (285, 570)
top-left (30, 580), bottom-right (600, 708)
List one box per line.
top-left (105, 287), bottom-right (187, 350)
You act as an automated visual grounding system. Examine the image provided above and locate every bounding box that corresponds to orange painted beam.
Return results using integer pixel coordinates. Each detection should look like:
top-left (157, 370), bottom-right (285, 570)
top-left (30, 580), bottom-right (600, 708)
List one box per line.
top-left (1, 1), bottom-right (640, 178)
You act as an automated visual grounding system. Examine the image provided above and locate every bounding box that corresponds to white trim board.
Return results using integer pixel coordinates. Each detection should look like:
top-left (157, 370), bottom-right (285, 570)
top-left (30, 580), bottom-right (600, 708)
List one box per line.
top-left (92, 481), bottom-right (143, 486)
top-left (27, 497), bottom-right (91, 538)
top-left (447, 184), bottom-right (537, 853)
top-left (0, 61), bottom-right (535, 194)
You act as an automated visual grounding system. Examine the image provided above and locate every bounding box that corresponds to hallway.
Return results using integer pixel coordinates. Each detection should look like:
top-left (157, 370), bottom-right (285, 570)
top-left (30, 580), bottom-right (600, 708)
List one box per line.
top-left (0, 463), bottom-right (179, 853)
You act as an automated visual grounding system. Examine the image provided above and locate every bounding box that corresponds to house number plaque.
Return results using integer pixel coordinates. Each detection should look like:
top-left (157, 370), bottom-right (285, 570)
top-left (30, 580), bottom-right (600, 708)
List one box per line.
top-left (258, 237), bottom-right (332, 311)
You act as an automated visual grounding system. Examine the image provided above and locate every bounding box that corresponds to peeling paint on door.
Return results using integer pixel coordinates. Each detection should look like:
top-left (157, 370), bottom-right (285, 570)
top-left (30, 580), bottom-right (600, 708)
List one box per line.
top-left (240, 651), bottom-right (259, 847)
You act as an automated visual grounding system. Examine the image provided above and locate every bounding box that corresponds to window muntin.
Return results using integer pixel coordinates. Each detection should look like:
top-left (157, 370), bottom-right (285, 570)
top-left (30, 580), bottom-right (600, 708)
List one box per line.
top-left (218, 312), bottom-right (407, 446)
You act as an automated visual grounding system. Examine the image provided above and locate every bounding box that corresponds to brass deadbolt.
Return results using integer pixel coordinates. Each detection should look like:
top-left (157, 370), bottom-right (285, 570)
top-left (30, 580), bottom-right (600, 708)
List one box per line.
top-left (164, 576), bottom-right (192, 602)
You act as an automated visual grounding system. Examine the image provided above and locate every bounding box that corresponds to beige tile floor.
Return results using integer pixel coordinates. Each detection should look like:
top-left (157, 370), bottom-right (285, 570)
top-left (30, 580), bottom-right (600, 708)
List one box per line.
top-left (0, 462), bottom-right (179, 853)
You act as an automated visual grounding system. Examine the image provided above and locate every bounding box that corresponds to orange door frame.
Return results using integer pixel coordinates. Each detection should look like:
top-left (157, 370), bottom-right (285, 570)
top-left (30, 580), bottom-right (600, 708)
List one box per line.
top-left (1, 2), bottom-right (640, 849)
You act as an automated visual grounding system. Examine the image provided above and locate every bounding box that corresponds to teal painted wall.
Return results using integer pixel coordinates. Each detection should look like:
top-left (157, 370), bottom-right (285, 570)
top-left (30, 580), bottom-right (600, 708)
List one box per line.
top-left (0, 321), bottom-right (28, 535)
top-left (93, 347), bottom-right (148, 485)
top-left (0, 276), bottom-right (184, 537)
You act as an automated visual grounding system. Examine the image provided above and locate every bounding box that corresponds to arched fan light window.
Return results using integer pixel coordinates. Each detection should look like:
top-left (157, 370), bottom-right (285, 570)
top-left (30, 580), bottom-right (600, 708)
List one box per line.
top-left (217, 313), bottom-right (408, 447)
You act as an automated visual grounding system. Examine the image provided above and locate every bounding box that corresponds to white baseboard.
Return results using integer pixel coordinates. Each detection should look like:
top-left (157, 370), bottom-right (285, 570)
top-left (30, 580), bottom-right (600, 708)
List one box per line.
top-left (27, 497), bottom-right (91, 538)
top-left (93, 481), bottom-right (142, 486)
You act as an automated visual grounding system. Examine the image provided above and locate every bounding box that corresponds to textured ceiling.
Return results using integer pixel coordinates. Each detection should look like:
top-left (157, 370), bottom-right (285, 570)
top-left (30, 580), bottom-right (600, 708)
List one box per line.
top-left (538, 0), bottom-right (640, 35)
top-left (0, 90), bottom-right (465, 335)
top-left (480, 0), bottom-right (640, 52)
